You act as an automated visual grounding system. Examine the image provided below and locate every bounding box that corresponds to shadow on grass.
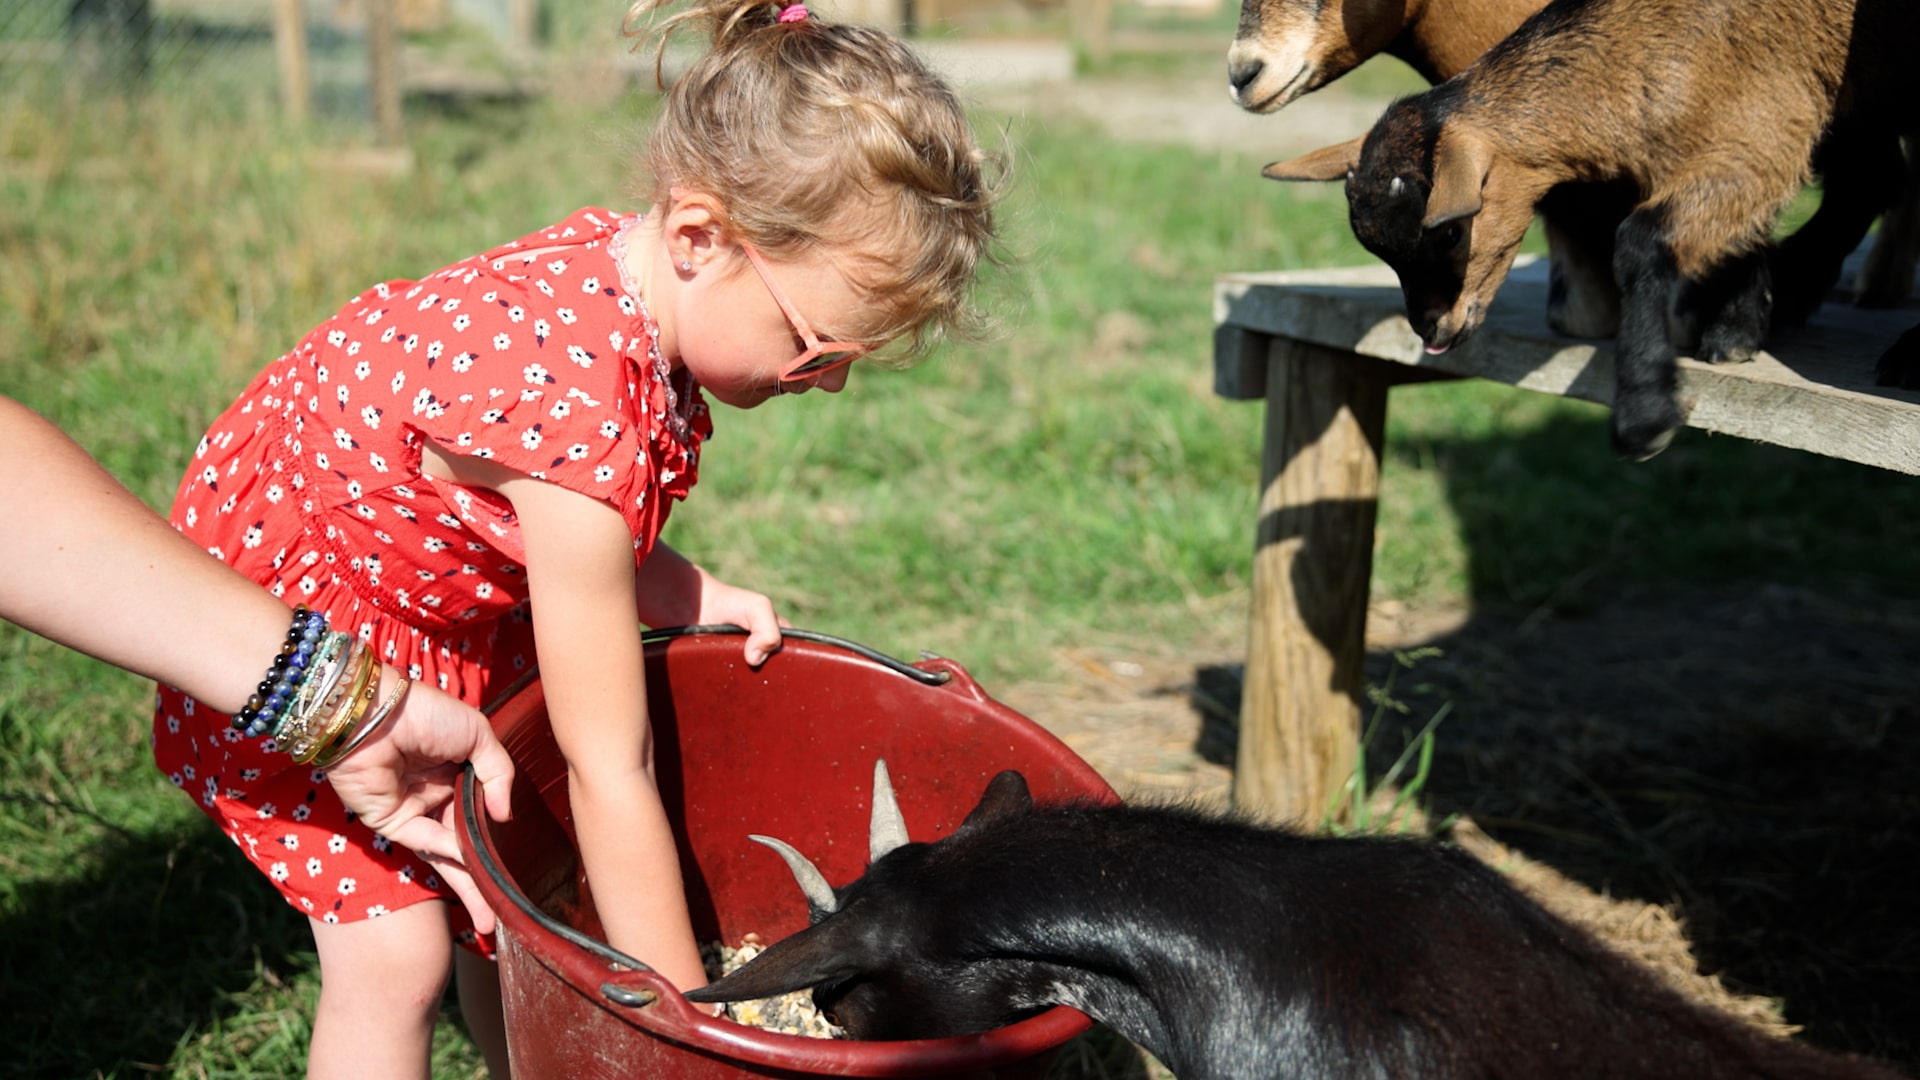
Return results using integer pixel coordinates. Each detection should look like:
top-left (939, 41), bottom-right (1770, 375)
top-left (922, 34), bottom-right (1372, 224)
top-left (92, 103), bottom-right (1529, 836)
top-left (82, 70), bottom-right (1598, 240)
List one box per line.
top-left (1195, 409), bottom-right (1920, 1072)
top-left (0, 808), bottom-right (313, 1076)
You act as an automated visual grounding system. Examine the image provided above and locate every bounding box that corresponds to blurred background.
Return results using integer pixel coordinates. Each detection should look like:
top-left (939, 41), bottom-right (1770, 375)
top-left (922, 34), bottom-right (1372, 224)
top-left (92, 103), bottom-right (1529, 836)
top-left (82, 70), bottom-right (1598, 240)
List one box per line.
top-left (2, 0), bottom-right (1916, 1075)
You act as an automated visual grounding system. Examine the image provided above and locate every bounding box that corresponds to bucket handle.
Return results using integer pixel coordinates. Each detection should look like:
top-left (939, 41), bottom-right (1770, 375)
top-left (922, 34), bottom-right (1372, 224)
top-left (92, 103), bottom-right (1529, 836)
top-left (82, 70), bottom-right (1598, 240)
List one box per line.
top-left (642, 624), bottom-right (954, 686)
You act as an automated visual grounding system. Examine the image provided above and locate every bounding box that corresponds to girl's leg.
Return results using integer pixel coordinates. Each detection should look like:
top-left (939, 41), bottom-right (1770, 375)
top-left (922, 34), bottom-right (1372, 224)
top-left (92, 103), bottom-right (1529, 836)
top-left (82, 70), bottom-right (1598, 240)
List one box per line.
top-left (306, 901), bottom-right (454, 1080)
top-left (455, 948), bottom-right (511, 1079)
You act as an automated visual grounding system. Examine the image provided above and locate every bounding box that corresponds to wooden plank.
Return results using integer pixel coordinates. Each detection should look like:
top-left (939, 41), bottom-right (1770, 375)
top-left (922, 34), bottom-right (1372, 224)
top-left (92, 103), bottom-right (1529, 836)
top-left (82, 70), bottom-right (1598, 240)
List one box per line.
top-left (1233, 336), bottom-right (1389, 827)
top-left (1215, 257), bottom-right (1920, 475)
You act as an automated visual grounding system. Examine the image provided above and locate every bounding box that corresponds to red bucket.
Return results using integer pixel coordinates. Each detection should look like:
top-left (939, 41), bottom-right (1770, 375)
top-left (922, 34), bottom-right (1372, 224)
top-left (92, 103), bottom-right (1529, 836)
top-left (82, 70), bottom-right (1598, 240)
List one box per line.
top-left (457, 627), bottom-right (1119, 1078)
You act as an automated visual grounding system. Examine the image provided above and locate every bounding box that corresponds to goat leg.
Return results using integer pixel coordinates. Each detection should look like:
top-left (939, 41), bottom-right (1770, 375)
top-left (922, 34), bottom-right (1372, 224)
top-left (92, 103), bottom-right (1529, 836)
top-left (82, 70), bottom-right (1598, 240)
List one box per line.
top-left (1608, 207), bottom-right (1688, 460)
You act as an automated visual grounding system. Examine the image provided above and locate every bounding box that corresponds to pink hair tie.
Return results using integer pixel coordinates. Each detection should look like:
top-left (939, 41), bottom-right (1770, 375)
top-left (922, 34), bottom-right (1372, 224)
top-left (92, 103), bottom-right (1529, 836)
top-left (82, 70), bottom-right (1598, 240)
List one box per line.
top-left (777, 2), bottom-right (808, 21)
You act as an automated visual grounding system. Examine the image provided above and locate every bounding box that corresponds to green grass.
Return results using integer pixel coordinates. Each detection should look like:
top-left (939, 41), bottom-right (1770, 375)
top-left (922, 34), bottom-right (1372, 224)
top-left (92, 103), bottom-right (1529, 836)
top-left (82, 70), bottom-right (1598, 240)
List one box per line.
top-left (4, 48), bottom-right (1919, 1079)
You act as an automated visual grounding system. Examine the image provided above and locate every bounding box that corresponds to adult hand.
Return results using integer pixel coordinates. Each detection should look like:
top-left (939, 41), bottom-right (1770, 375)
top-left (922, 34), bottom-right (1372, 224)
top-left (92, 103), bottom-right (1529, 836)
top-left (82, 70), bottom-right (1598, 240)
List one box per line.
top-left (325, 674), bottom-right (516, 934)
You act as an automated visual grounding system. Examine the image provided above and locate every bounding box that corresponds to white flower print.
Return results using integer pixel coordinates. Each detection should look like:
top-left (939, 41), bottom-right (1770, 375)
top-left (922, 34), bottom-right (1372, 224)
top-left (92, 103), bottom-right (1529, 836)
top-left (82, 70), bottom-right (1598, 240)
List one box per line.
top-left (361, 405), bottom-right (382, 429)
top-left (556, 307), bottom-right (577, 325)
top-left (257, 802), bottom-right (278, 820)
top-left (493, 332), bottom-right (512, 351)
top-left (524, 363), bottom-right (552, 384)
top-left (535, 280), bottom-right (554, 299)
top-left (581, 276), bottom-right (601, 293)
top-left (452, 351), bottom-right (475, 372)
top-left (480, 408), bottom-right (505, 424)
top-left (482, 290), bottom-right (499, 303)
top-left (547, 259), bottom-right (568, 275)
top-left (399, 864), bottom-right (416, 883)
top-left (404, 334), bottom-right (420, 353)
top-left (417, 293), bottom-right (439, 311)
top-left (594, 465), bottom-right (615, 483)
top-left (270, 862), bottom-right (290, 882)
top-left (600, 420), bottom-right (621, 439)
top-left (437, 512), bottom-right (462, 528)
top-left (475, 582), bottom-right (494, 599)
top-left (618, 295), bottom-right (638, 316)
top-left (550, 401), bottom-right (572, 420)
top-left (347, 340), bottom-right (361, 357)
top-left (380, 326), bottom-right (397, 344)
top-left (534, 317), bottom-right (551, 340)
top-left (322, 912), bottom-right (339, 925)
top-left (567, 442), bottom-right (590, 461)
top-left (315, 451), bottom-right (330, 470)
top-left (369, 453), bottom-right (388, 473)
top-left (412, 388), bottom-right (435, 415)
top-left (442, 296), bottom-right (461, 312)
top-left (338, 877), bottom-right (357, 896)
top-left (521, 427), bottom-right (543, 450)
top-left (327, 329), bottom-right (347, 347)
top-left (329, 834), bottom-right (348, 854)
top-left (427, 340), bottom-right (444, 362)
top-left (367, 905), bottom-right (390, 918)
top-left (292, 804), bottom-right (312, 822)
top-left (365, 306), bottom-right (385, 324)
top-left (299, 576), bottom-right (318, 595)
top-left (354, 360), bottom-right (371, 380)
top-left (507, 305), bottom-right (525, 323)
top-left (243, 523), bottom-right (263, 548)
top-left (373, 836), bottom-right (393, 854)
top-left (566, 344), bottom-right (593, 368)
top-left (333, 428), bottom-right (356, 450)
top-left (266, 483), bottom-right (284, 504)
top-left (456, 432), bottom-right (474, 446)
top-left (281, 834), bottom-right (300, 850)
top-left (424, 537), bottom-right (448, 552)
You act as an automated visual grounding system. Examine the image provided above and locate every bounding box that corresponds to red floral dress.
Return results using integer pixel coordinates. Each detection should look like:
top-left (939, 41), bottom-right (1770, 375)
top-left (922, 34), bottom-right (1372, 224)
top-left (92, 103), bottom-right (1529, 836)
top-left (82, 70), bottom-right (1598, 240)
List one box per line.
top-left (152, 208), bottom-right (710, 946)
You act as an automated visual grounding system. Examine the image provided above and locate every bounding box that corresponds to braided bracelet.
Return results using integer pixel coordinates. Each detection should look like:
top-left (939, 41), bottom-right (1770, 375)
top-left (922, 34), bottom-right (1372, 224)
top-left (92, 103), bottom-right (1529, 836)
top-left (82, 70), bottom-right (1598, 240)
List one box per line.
top-left (233, 605), bottom-right (328, 737)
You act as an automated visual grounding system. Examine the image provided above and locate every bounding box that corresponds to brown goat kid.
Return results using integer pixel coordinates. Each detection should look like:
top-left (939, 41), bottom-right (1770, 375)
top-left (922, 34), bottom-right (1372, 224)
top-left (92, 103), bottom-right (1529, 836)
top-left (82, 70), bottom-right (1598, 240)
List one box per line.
top-left (1266, 0), bottom-right (1920, 460)
top-left (1228, 0), bottom-right (1631, 340)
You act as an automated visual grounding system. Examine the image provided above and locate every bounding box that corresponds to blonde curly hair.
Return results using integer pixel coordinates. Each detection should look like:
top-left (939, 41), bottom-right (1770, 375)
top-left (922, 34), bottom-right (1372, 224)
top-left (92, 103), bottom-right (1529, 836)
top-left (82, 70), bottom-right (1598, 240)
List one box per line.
top-left (624, 0), bottom-right (1003, 362)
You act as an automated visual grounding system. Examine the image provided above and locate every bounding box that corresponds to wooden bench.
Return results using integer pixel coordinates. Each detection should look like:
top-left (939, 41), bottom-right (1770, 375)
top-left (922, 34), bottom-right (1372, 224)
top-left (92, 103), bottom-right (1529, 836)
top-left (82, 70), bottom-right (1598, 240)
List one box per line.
top-left (1212, 255), bottom-right (1920, 824)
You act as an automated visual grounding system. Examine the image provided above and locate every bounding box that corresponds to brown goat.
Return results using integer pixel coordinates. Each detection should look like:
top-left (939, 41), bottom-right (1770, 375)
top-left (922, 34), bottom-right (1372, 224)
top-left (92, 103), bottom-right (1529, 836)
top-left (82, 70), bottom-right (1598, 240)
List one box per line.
top-left (1233, 0), bottom-right (1920, 345)
top-left (1265, 0), bottom-right (1920, 460)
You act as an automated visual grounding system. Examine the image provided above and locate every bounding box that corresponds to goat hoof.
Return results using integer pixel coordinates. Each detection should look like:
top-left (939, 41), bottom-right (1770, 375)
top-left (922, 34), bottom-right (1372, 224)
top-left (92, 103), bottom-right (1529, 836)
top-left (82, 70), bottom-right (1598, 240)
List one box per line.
top-left (1610, 402), bottom-right (1681, 461)
top-left (1874, 324), bottom-right (1920, 389)
top-left (1696, 341), bottom-right (1758, 365)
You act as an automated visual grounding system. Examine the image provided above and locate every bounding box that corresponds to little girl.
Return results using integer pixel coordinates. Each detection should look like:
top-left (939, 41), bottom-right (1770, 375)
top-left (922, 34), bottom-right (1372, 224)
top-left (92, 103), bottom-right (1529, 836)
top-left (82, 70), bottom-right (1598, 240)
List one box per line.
top-left (150, 0), bottom-right (998, 1074)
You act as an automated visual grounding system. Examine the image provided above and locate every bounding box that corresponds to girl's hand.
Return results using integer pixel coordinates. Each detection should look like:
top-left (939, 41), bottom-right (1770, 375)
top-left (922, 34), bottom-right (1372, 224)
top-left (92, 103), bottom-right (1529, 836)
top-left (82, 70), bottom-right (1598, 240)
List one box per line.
top-left (324, 673), bottom-right (516, 935)
top-left (692, 573), bottom-right (787, 667)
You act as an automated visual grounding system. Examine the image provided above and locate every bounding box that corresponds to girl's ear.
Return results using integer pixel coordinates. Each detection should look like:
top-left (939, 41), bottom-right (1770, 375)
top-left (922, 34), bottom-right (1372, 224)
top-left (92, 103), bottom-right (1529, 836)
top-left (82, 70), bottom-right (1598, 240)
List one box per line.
top-left (660, 189), bottom-right (731, 272)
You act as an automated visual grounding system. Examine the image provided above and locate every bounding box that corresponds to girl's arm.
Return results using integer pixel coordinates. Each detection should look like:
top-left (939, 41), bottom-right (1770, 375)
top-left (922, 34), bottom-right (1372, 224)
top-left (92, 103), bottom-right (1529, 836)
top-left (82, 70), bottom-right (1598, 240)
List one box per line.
top-left (0, 395), bottom-right (516, 930)
top-left (634, 541), bottom-right (785, 664)
top-left (480, 463), bottom-right (711, 993)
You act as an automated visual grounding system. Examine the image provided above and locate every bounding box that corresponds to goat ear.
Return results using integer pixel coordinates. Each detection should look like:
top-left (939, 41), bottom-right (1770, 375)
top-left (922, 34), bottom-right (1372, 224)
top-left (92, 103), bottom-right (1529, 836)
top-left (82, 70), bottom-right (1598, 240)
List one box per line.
top-left (960, 769), bottom-right (1033, 831)
top-left (1261, 137), bottom-right (1363, 183)
top-left (1422, 130), bottom-right (1491, 229)
top-left (683, 922), bottom-right (865, 1004)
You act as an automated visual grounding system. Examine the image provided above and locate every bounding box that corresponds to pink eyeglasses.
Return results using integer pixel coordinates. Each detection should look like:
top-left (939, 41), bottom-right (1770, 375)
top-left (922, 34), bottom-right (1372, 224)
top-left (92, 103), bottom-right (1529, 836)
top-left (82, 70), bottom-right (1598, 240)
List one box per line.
top-left (739, 244), bottom-right (871, 381)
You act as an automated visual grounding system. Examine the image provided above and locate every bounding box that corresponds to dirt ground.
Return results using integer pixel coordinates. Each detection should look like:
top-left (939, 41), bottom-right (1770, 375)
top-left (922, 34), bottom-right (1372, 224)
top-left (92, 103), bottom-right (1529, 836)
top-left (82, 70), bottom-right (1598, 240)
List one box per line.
top-left (977, 66), bottom-right (1920, 1077)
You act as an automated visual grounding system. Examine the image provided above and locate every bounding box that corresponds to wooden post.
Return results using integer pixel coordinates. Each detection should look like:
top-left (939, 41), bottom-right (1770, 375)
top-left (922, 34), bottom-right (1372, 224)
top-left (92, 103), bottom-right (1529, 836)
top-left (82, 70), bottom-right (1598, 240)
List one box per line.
top-left (273, 0), bottom-right (310, 123)
top-left (367, 0), bottom-right (403, 147)
top-left (1068, 0), bottom-right (1113, 68)
top-left (1232, 336), bottom-right (1389, 826)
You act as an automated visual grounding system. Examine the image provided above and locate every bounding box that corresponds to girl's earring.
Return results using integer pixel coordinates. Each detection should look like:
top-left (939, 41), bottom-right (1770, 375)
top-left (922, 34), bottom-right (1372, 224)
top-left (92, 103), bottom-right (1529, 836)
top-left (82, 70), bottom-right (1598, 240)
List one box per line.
top-left (680, 260), bottom-right (693, 273)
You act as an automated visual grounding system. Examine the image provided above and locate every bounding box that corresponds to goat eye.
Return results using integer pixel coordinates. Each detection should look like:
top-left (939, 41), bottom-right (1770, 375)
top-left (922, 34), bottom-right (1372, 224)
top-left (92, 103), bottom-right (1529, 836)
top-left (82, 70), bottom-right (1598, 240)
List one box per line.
top-left (1441, 224), bottom-right (1464, 248)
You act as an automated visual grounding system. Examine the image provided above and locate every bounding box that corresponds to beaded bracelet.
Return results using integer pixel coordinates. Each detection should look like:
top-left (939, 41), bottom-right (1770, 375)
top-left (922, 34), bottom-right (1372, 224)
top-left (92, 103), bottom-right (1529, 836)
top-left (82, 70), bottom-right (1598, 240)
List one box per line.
top-left (280, 632), bottom-right (354, 742)
top-left (232, 605), bottom-right (328, 737)
top-left (313, 674), bottom-right (410, 770)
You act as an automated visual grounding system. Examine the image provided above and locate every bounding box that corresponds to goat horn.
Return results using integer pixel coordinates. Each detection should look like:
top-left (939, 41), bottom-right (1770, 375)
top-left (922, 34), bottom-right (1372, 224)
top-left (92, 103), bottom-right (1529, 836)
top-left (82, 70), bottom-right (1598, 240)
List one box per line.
top-left (749, 834), bottom-right (838, 920)
top-left (870, 758), bottom-right (910, 863)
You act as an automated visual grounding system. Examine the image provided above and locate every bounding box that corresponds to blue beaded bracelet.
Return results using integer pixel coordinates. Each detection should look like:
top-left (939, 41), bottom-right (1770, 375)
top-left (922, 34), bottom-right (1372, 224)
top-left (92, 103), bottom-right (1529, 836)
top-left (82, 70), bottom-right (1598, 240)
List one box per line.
top-left (232, 605), bottom-right (329, 737)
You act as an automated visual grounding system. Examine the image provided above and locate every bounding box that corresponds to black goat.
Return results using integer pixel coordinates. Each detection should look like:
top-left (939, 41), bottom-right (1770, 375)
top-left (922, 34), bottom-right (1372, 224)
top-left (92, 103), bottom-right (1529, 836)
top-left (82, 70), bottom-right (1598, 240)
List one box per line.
top-left (689, 766), bottom-right (1908, 1080)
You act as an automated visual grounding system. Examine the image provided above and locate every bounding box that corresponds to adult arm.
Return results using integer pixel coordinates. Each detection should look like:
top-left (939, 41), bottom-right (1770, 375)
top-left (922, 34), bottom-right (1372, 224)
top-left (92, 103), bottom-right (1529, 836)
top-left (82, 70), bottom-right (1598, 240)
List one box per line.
top-left (0, 395), bottom-right (515, 931)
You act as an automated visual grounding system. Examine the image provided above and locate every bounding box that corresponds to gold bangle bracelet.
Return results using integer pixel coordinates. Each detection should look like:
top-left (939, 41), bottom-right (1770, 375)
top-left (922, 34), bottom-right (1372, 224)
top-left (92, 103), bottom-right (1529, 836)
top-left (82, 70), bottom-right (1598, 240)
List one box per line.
top-left (314, 674), bottom-right (411, 770)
